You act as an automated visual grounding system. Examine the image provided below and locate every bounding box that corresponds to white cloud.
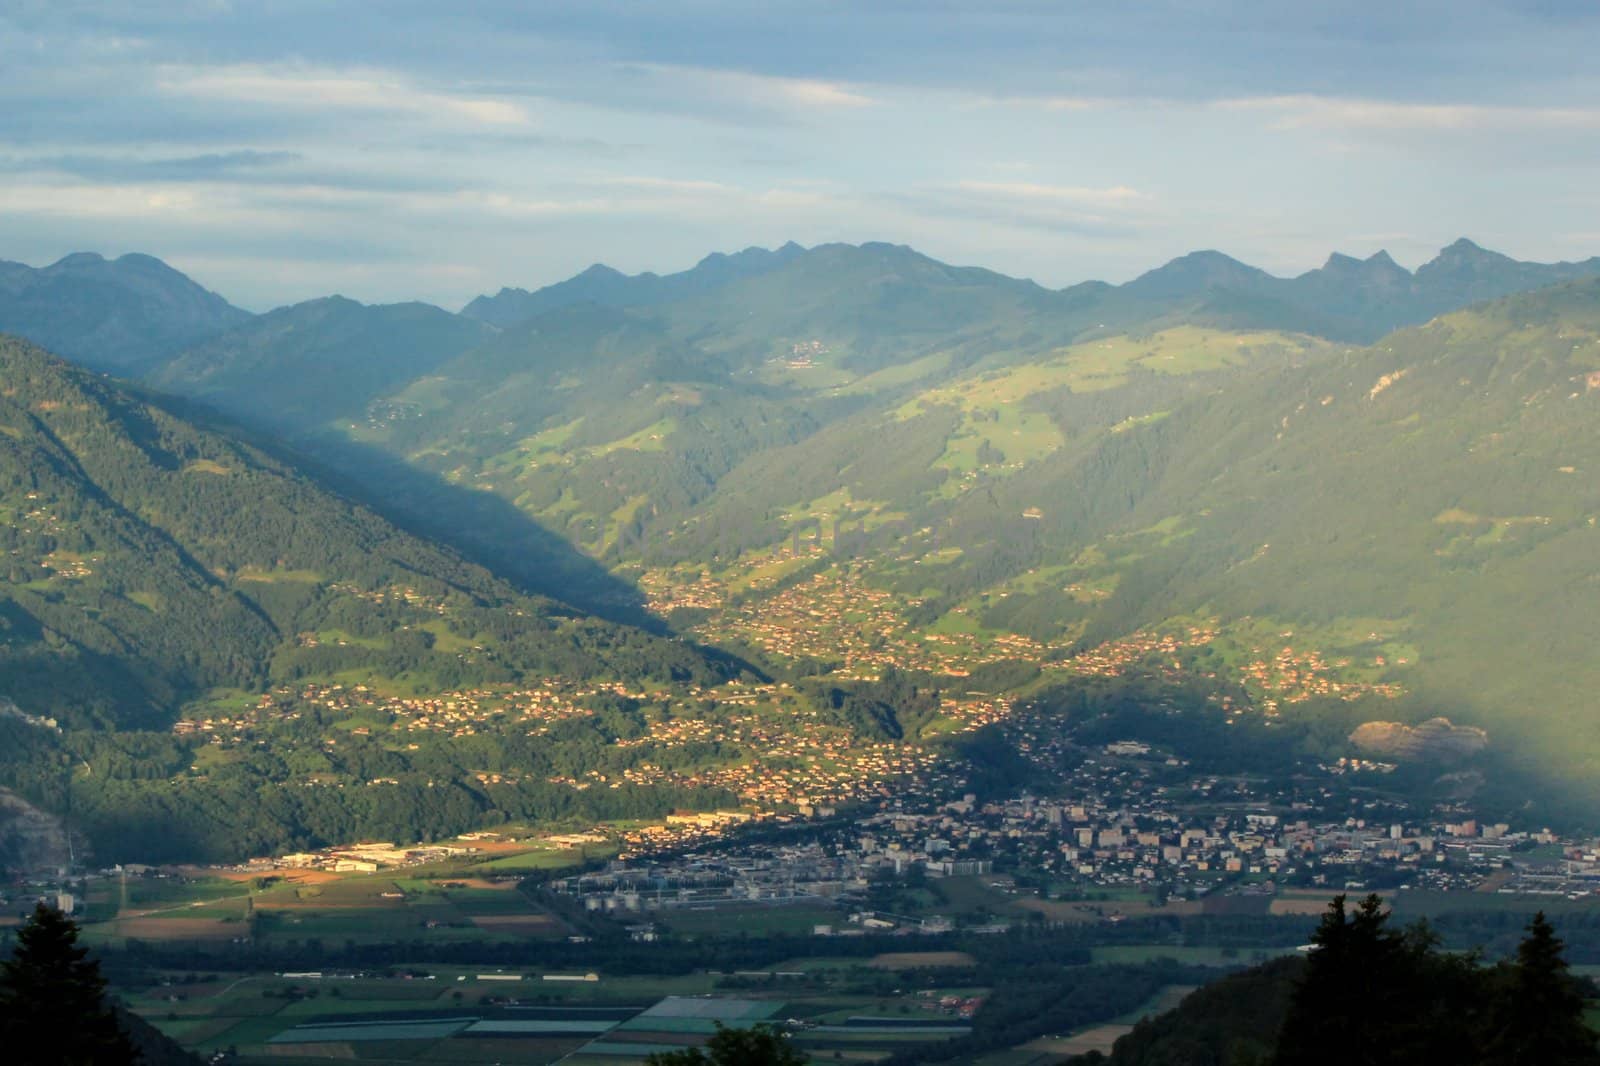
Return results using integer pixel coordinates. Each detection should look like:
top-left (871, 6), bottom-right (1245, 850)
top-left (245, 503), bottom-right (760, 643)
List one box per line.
top-left (0, 172), bottom-right (847, 238)
top-left (155, 63), bottom-right (533, 127)
top-left (624, 63), bottom-right (877, 111)
top-left (605, 176), bottom-right (737, 194)
top-left (954, 181), bottom-right (1150, 206)
top-left (962, 89), bottom-right (1600, 138)
top-left (975, 94), bottom-right (1134, 112)
top-left (1218, 95), bottom-right (1600, 132)
top-left (0, 182), bottom-right (209, 219)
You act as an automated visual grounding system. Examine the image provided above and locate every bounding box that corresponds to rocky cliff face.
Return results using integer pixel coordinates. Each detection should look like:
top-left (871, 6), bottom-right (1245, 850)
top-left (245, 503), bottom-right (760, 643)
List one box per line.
top-left (1349, 717), bottom-right (1490, 761)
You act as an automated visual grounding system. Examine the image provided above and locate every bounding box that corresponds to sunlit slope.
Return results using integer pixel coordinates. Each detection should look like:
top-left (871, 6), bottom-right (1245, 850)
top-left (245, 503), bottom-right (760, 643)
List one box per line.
top-left (0, 335), bottom-right (725, 729)
top-left (353, 267), bottom-right (1331, 562)
top-left (648, 326), bottom-right (1330, 563)
top-left (924, 282), bottom-right (1600, 774)
top-left (617, 282), bottom-right (1600, 787)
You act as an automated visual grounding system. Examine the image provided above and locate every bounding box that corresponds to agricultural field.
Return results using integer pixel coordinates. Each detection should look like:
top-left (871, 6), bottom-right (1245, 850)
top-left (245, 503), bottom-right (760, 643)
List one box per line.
top-left (124, 973), bottom-right (993, 1064)
top-left (999, 984), bottom-right (1198, 1064)
top-left (74, 864), bottom-right (577, 951)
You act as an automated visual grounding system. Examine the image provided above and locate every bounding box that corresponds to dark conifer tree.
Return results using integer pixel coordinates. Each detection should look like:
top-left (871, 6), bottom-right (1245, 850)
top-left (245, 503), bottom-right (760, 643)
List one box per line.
top-left (0, 902), bottom-right (137, 1065)
top-left (1483, 911), bottom-right (1600, 1066)
top-left (1272, 894), bottom-right (1384, 1066)
top-left (1267, 893), bottom-right (1474, 1066)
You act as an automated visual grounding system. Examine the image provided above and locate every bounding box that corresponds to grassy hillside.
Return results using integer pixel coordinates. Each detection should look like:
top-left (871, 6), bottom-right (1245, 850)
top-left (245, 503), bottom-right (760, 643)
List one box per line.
top-left (936, 283), bottom-right (1600, 779)
top-left (670, 282), bottom-right (1600, 793)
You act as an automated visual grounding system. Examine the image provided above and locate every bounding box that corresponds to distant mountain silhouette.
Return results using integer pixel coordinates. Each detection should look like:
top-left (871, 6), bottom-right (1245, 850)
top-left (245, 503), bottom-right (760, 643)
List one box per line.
top-left (150, 295), bottom-right (494, 429)
top-left (0, 252), bottom-right (250, 371)
top-left (462, 241), bottom-right (807, 326)
top-left (460, 237), bottom-right (1600, 342)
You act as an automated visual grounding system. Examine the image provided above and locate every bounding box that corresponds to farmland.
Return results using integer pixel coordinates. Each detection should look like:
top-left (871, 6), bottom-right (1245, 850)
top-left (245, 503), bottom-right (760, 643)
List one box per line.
top-left (70, 861), bottom-right (578, 953)
top-left (121, 971), bottom-right (993, 1064)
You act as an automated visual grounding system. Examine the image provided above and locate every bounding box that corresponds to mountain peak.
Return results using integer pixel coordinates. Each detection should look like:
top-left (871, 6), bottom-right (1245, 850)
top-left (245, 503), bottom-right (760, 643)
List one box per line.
top-left (1426, 238), bottom-right (1515, 268)
top-left (1318, 249), bottom-right (1409, 278)
top-left (51, 251), bottom-right (108, 269)
top-left (1154, 249), bottom-right (1258, 273)
top-left (1416, 238), bottom-right (1520, 285)
top-left (298, 293), bottom-right (364, 311)
top-left (1123, 249), bottom-right (1270, 299)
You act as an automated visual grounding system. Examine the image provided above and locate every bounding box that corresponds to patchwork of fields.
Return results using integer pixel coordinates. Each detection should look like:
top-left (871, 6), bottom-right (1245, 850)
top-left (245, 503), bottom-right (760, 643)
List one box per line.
top-left (130, 975), bottom-right (989, 1064)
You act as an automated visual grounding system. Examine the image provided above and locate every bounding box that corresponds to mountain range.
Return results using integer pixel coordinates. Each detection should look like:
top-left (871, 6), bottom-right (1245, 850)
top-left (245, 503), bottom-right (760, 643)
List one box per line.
top-left (9, 237), bottom-right (1598, 385)
top-left (461, 240), bottom-right (809, 327)
top-left (2, 235), bottom-right (1600, 858)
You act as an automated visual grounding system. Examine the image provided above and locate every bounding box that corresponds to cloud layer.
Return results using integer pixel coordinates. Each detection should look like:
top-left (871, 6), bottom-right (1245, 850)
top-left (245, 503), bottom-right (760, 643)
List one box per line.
top-left (3, 2), bottom-right (1598, 309)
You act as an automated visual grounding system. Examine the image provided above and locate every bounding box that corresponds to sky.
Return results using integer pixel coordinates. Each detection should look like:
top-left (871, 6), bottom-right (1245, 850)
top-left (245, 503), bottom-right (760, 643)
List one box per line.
top-left (4, 1), bottom-right (1600, 311)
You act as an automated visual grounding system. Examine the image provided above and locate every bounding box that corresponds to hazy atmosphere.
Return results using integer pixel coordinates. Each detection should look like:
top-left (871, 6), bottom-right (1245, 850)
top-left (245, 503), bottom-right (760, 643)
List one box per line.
top-left (5, 5), bottom-right (1600, 1065)
top-left (6, 1), bottom-right (1600, 307)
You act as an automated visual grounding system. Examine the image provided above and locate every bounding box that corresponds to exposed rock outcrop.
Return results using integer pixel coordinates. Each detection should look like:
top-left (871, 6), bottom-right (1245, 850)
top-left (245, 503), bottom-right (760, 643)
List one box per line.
top-left (1349, 717), bottom-right (1489, 761)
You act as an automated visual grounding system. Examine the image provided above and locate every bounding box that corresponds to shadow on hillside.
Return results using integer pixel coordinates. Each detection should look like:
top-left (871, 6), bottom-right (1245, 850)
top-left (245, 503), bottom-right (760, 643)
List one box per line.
top-left (147, 392), bottom-right (660, 630)
top-left (308, 437), bottom-right (657, 621)
top-left (944, 719), bottom-right (1053, 795)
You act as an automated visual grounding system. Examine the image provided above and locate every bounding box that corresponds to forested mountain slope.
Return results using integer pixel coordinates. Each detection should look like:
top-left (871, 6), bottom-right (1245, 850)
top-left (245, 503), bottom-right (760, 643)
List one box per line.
top-left (134, 238), bottom-right (1600, 448)
top-left (640, 281), bottom-right (1600, 791)
top-left (397, 276), bottom-right (1600, 801)
top-left (0, 336), bottom-right (750, 860)
top-left (149, 296), bottom-right (496, 431)
top-left (0, 336), bottom-right (722, 727)
top-left (927, 282), bottom-right (1600, 780)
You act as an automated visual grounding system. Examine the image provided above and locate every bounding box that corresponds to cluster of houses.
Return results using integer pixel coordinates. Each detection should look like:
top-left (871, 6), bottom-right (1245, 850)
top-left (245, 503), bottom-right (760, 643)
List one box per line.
top-left (617, 728), bottom-right (945, 818)
top-left (641, 545), bottom-right (1422, 741)
top-left (558, 723), bottom-right (1595, 928)
top-left (779, 339), bottom-right (829, 369)
top-left (175, 678), bottom-right (679, 746)
top-left (14, 494), bottom-right (65, 536)
top-left (638, 568), bottom-right (726, 614)
top-left (324, 581), bottom-right (451, 613)
top-left (99, 716), bottom-right (1591, 931)
top-left (1237, 644), bottom-right (1405, 714)
top-left (657, 555), bottom-right (1236, 698)
top-left (39, 550), bottom-right (95, 579)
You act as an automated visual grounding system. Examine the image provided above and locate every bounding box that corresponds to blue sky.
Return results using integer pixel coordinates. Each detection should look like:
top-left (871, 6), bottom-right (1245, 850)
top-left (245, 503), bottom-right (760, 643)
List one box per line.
top-left (4, 1), bottom-right (1599, 310)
